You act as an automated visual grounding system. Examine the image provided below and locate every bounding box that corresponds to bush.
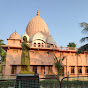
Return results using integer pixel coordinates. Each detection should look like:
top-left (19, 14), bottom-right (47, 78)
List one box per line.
top-left (40, 79), bottom-right (59, 88)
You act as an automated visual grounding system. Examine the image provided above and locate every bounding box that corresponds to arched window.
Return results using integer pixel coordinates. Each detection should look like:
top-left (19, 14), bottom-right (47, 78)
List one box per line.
top-left (71, 66), bottom-right (75, 74)
top-left (38, 43), bottom-right (40, 47)
top-left (11, 65), bottom-right (17, 74)
top-left (48, 66), bottom-right (52, 74)
top-left (85, 66), bottom-right (88, 73)
top-left (78, 66), bottom-right (82, 74)
top-left (41, 66), bottom-right (45, 74)
top-left (33, 65), bottom-right (37, 74)
top-left (42, 43), bottom-right (44, 47)
top-left (34, 43), bottom-right (36, 47)
top-left (47, 44), bottom-right (50, 48)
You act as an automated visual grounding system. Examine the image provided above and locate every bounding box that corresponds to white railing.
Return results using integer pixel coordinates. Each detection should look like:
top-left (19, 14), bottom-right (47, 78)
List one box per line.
top-left (27, 43), bottom-right (78, 51)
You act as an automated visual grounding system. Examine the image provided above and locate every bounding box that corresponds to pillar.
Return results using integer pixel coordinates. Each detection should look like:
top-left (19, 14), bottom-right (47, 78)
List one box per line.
top-left (45, 66), bottom-right (48, 75)
top-left (82, 66), bottom-right (85, 75)
top-left (75, 66), bottom-right (78, 76)
top-left (64, 66), bottom-right (67, 77)
top-left (37, 66), bottom-right (41, 75)
top-left (30, 66), bottom-right (33, 72)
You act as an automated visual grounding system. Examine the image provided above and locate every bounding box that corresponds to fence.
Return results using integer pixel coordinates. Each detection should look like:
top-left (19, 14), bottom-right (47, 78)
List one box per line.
top-left (60, 76), bottom-right (88, 88)
top-left (0, 77), bottom-right (59, 88)
top-left (0, 75), bottom-right (88, 88)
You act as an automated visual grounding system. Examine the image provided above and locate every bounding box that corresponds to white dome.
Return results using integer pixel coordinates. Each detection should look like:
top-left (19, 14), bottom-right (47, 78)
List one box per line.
top-left (33, 32), bottom-right (46, 42)
top-left (29, 36), bottom-right (33, 42)
top-left (21, 32), bottom-right (30, 42)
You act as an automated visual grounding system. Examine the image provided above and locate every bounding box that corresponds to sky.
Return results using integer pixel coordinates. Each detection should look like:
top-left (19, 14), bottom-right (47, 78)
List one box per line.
top-left (0, 0), bottom-right (88, 48)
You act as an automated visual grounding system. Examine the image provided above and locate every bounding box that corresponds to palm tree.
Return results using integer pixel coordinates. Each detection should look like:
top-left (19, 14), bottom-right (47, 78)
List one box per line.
top-left (54, 55), bottom-right (65, 81)
top-left (77, 22), bottom-right (88, 54)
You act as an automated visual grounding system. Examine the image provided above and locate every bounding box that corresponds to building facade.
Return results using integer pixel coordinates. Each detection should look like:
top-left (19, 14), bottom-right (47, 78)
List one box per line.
top-left (2, 10), bottom-right (88, 78)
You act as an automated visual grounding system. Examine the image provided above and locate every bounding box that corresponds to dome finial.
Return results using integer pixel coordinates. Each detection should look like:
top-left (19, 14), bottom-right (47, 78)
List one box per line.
top-left (37, 10), bottom-right (39, 16)
top-left (9, 29), bottom-right (21, 39)
top-left (15, 29), bottom-right (16, 33)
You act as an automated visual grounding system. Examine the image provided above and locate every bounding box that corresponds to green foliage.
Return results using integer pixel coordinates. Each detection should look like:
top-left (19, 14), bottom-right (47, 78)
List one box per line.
top-left (77, 22), bottom-right (88, 54)
top-left (61, 80), bottom-right (88, 88)
top-left (0, 65), bottom-right (3, 72)
top-left (77, 44), bottom-right (88, 54)
top-left (0, 80), bottom-right (15, 88)
top-left (40, 80), bottom-right (88, 88)
top-left (40, 79), bottom-right (59, 88)
top-left (67, 42), bottom-right (76, 47)
top-left (0, 80), bottom-right (88, 88)
top-left (54, 55), bottom-right (65, 80)
top-left (0, 39), bottom-right (6, 62)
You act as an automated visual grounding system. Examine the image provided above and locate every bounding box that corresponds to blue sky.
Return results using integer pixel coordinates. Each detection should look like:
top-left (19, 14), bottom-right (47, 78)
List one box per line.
top-left (0, 0), bottom-right (88, 48)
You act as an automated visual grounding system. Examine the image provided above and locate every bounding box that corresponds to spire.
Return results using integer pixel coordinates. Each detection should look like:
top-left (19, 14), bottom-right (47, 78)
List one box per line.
top-left (49, 35), bottom-right (52, 38)
top-left (37, 10), bottom-right (39, 16)
top-left (15, 29), bottom-right (16, 34)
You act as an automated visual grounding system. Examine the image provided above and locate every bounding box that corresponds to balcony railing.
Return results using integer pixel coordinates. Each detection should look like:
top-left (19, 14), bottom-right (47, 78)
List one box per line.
top-left (59, 46), bottom-right (78, 51)
top-left (27, 43), bottom-right (78, 51)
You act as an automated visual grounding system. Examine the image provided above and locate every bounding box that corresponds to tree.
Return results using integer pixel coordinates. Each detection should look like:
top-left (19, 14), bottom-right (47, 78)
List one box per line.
top-left (77, 22), bottom-right (88, 54)
top-left (54, 55), bottom-right (65, 82)
top-left (0, 39), bottom-right (6, 62)
top-left (67, 42), bottom-right (76, 47)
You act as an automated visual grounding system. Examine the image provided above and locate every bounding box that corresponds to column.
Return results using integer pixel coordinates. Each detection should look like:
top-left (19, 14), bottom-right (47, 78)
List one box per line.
top-left (37, 66), bottom-right (41, 75)
top-left (82, 66), bottom-right (85, 75)
top-left (30, 66), bottom-right (33, 71)
top-left (45, 66), bottom-right (48, 75)
top-left (17, 66), bottom-right (21, 74)
top-left (64, 66), bottom-right (67, 77)
top-left (52, 66), bottom-right (57, 75)
top-left (75, 66), bottom-right (78, 76)
top-left (54, 44), bottom-right (55, 48)
top-left (67, 66), bottom-right (70, 76)
top-left (45, 44), bottom-right (47, 48)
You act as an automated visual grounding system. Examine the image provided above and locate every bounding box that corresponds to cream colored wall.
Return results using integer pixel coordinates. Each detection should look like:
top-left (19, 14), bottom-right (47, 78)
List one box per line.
top-left (32, 40), bottom-right (45, 47)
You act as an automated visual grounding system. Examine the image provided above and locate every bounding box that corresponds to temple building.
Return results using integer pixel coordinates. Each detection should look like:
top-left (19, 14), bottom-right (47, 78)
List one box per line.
top-left (2, 10), bottom-right (88, 78)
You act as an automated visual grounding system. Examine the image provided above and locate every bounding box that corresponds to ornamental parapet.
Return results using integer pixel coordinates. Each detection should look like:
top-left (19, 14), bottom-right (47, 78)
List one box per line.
top-left (1, 44), bottom-right (78, 51)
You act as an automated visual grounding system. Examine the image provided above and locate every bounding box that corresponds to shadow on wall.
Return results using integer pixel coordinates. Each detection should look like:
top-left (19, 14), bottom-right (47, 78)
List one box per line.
top-left (6, 54), bottom-right (21, 65)
top-left (30, 51), bottom-right (54, 65)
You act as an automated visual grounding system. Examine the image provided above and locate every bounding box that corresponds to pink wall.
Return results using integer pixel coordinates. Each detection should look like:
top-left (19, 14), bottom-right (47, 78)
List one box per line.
top-left (8, 39), bottom-right (21, 46)
top-left (3, 42), bottom-right (88, 77)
